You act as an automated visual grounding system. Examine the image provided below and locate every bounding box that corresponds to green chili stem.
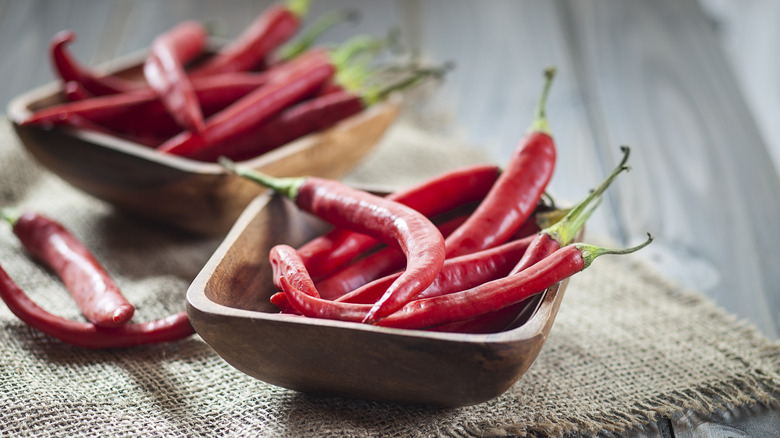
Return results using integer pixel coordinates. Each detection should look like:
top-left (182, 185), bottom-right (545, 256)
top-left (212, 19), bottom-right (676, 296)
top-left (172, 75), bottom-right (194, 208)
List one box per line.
top-left (277, 8), bottom-right (359, 61)
top-left (578, 233), bottom-right (653, 268)
top-left (528, 66), bottom-right (557, 135)
top-left (545, 146), bottom-right (631, 246)
top-left (0, 208), bottom-right (19, 226)
top-left (219, 157), bottom-right (304, 200)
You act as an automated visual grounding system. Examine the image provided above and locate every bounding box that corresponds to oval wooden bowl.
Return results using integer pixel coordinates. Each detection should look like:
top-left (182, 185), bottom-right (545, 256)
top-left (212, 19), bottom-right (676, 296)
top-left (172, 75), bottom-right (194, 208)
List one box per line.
top-left (186, 193), bottom-right (572, 407)
top-left (6, 51), bottom-right (399, 236)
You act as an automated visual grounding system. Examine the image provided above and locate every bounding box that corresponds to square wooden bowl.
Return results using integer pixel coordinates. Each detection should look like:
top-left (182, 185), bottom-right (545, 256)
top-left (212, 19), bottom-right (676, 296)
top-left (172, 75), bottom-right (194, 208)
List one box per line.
top-left (6, 51), bottom-right (399, 235)
top-left (186, 192), bottom-right (571, 407)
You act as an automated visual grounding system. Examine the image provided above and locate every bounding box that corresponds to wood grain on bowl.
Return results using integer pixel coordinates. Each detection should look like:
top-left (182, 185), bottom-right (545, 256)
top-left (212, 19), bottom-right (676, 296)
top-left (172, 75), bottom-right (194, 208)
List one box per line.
top-left (186, 193), bottom-right (571, 407)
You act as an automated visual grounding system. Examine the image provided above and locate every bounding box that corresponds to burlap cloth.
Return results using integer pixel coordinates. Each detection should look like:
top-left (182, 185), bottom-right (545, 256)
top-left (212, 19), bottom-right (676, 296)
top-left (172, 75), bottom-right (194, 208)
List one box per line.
top-left (1, 116), bottom-right (779, 438)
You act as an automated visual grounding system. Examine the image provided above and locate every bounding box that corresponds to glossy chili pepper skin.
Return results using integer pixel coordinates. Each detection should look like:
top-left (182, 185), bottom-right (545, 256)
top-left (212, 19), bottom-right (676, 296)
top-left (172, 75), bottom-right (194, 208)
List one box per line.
top-left (11, 212), bottom-right (135, 328)
top-left (192, 89), bottom-right (366, 162)
top-left (158, 51), bottom-right (335, 158)
top-left (297, 163), bottom-right (501, 280)
top-left (144, 20), bottom-right (208, 133)
top-left (444, 68), bottom-right (557, 258)
top-left (301, 178), bottom-right (446, 322)
top-left (279, 237), bottom-right (652, 329)
top-left (50, 30), bottom-right (140, 96)
top-left (222, 160), bottom-right (448, 324)
top-left (191, 2), bottom-right (304, 77)
top-left (315, 214), bottom-right (469, 300)
top-left (444, 131), bottom-right (556, 257)
top-left (0, 263), bottom-right (193, 349)
top-left (269, 244), bottom-right (320, 298)
top-left (334, 234), bottom-right (535, 305)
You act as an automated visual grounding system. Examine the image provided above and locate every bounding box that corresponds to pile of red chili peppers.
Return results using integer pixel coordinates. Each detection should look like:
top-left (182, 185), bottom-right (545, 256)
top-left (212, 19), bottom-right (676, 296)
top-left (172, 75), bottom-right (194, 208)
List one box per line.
top-left (21, 0), bottom-right (442, 162)
top-left (222, 67), bottom-right (652, 333)
top-left (0, 210), bottom-right (194, 348)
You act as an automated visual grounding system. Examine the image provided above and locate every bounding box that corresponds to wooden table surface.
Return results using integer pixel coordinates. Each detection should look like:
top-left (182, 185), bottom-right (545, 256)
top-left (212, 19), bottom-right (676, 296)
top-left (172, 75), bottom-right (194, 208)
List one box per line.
top-left (1, 0), bottom-right (779, 436)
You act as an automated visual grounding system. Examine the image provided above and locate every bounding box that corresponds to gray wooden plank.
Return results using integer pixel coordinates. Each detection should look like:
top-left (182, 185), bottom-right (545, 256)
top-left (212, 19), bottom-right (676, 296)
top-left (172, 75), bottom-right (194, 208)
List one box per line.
top-left (558, 0), bottom-right (780, 338)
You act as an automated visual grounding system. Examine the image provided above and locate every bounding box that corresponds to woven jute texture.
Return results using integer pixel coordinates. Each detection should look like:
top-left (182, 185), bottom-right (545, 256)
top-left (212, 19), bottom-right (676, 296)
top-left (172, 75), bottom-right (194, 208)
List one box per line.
top-left (1, 118), bottom-right (779, 438)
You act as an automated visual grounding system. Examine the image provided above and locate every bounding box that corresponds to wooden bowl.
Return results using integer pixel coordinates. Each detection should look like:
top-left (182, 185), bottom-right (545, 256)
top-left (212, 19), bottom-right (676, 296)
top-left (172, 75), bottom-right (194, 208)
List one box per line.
top-left (186, 192), bottom-right (572, 407)
top-left (6, 51), bottom-right (399, 236)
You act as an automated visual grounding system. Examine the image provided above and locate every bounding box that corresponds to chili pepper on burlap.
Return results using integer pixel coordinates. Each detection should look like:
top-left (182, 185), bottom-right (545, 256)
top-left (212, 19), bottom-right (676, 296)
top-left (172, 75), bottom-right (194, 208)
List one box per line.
top-left (0, 263), bottom-right (193, 349)
top-left (1, 210), bottom-right (134, 327)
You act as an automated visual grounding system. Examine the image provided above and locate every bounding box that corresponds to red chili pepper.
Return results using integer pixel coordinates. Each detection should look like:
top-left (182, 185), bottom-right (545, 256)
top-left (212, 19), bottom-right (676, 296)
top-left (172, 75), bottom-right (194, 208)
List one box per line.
top-left (444, 67), bottom-right (558, 257)
top-left (315, 213), bottom-right (469, 300)
top-left (269, 244), bottom-right (320, 298)
top-left (157, 50), bottom-right (335, 157)
top-left (511, 146), bottom-right (631, 275)
top-left (0, 263), bottom-right (193, 349)
top-left (2, 211), bottom-right (135, 327)
top-left (297, 163), bottom-right (501, 280)
top-left (24, 72), bottom-right (274, 147)
top-left (333, 234), bottom-right (536, 305)
top-left (221, 159), bottom-right (447, 324)
top-left (143, 20), bottom-right (209, 133)
top-left (49, 30), bottom-right (141, 96)
top-left (190, 0), bottom-right (309, 77)
top-left (191, 65), bottom-right (445, 162)
top-left (63, 81), bottom-right (92, 101)
top-left (278, 236), bottom-right (653, 328)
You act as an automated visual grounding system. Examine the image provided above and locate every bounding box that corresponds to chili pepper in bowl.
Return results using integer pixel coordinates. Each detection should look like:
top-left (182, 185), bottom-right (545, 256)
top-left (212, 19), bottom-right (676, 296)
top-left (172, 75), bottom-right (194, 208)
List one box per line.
top-left (192, 64), bottom-right (446, 162)
top-left (278, 236), bottom-right (653, 328)
top-left (316, 213), bottom-right (470, 300)
top-left (220, 159), bottom-right (447, 324)
top-left (444, 67), bottom-right (558, 257)
top-left (190, 0), bottom-right (311, 77)
top-left (297, 163), bottom-right (501, 280)
top-left (49, 30), bottom-right (141, 96)
top-left (0, 263), bottom-right (193, 349)
top-left (143, 20), bottom-right (209, 133)
top-left (1, 210), bottom-right (134, 328)
top-left (511, 146), bottom-right (631, 275)
top-left (157, 47), bottom-right (336, 157)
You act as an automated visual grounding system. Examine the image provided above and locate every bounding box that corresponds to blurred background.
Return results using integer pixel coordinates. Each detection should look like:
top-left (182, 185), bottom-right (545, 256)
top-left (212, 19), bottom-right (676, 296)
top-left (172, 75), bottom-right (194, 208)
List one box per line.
top-left (2, 0), bottom-right (778, 170)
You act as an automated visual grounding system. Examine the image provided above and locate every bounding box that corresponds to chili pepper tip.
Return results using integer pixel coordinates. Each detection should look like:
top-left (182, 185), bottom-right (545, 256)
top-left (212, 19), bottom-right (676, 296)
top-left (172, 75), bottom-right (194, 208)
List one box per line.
top-left (577, 233), bottom-right (653, 269)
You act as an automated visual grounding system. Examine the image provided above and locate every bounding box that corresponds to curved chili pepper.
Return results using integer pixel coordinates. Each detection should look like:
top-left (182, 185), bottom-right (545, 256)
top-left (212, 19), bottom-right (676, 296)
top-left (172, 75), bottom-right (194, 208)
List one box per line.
top-left (269, 244), bottom-right (320, 298)
top-left (278, 236), bottom-right (653, 328)
top-left (143, 20), bottom-right (208, 133)
top-left (220, 159), bottom-right (447, 324)
top-left (333, 234), bottom-right (536, 305)
top-left (191, 0), bottom-right (310, 77)
top-left (2, 211), bottom-right (134, 327)
top-left (158, 49), bottom-right (335, 157)
top-left (316, 213), bottom-right (469, 300)
top-left (0, 263), bottom-right (193, 349)
top-left (297, 163), bottom-right (501, 280)
top-left (49, 30), bottom-right (140, 95)
top-left (511, 146), bottom-right (631, 276)
top-left (444, 67), bottom-right (558, 257)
